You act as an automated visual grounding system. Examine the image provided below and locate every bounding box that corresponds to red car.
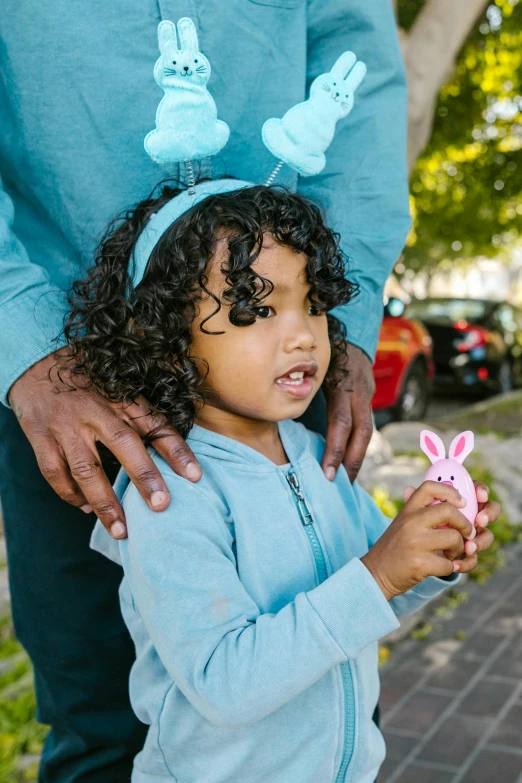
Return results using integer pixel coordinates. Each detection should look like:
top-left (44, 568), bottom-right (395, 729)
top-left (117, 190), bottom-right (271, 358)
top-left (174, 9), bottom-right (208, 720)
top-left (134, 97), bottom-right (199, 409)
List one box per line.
top-left (372, 297), bottom-right (434, 421)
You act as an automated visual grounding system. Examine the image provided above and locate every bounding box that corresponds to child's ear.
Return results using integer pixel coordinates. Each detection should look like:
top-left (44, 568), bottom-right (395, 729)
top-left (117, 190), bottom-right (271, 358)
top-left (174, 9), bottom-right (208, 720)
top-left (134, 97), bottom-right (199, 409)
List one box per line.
top-left (420, 430), bottom-right (445, 464)
top-left (158, 20), bottom-right (176, 55)
top-left (448, 431), bottom-right (474, 464)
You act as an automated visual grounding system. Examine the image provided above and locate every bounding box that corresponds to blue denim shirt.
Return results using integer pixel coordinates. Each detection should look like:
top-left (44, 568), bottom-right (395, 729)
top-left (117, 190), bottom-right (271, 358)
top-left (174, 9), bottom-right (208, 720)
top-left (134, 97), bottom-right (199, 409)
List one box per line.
top-left (0, 0), bottom-right (410, 403)
top-left (91, 420), bottom-right (456, 782)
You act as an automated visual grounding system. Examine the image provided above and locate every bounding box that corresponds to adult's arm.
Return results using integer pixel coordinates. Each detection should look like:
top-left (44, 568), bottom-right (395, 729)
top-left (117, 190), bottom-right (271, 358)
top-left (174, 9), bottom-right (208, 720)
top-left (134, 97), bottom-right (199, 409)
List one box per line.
top-left (0, 175), bottom-right (68, 404)
top-left (302, 0), bottom-right (411, 481)
top-left (302, 0), bottom-right (411, 361)
top-left (1, 177), bottom-right (200, 533)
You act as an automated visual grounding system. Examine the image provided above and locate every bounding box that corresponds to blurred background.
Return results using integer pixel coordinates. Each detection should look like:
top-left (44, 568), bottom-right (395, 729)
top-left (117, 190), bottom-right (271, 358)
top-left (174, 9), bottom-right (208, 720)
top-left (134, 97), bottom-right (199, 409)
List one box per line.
top-left (368, 3), bottom-right (522, 781)
top-left (0, 0), bottom-right (521, 781)
top-left (373, 0), bottom-right (522, 428)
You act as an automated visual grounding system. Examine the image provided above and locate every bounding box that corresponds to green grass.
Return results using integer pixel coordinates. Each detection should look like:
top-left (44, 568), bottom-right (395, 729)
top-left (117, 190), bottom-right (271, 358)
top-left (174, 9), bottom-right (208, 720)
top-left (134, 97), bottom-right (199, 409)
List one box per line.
top-left (393, 451), bottom-right (430, 465)
top-left (431, 393), bottom-right (522, 439)
top-left (465, 465), bottom-right (522, 583)
top-left (373, 474), bottom-right (521, 653)
top-left (0, 617), bottom-right (47, 782)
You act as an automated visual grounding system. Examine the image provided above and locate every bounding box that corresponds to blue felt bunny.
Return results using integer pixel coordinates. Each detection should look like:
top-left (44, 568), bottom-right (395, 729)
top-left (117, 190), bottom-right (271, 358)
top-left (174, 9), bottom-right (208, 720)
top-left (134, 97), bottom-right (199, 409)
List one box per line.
top-left (144, 18), bottom-right (230, 165)
top-left (262, 52), bottom-right (367, 177)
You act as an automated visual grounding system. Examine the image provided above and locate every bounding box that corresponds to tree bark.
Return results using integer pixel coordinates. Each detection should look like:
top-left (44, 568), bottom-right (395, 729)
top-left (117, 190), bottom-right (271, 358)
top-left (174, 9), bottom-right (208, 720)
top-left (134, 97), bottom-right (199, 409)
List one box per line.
top-left (401, 0), bottom-right (489, 170)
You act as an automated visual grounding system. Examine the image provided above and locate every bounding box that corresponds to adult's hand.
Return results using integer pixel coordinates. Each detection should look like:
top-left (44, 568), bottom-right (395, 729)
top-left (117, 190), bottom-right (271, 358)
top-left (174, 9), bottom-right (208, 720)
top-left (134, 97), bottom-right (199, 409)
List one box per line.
top-left (322, 342), bottom-right (375, 483)
top-left (8, 349), bottom-right (202, 538)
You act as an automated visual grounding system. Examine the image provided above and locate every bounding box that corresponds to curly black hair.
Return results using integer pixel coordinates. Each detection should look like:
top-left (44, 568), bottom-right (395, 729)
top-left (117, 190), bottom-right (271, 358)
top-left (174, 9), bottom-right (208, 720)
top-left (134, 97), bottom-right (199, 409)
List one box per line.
top-left (63, 181), bottom-right (358, 438)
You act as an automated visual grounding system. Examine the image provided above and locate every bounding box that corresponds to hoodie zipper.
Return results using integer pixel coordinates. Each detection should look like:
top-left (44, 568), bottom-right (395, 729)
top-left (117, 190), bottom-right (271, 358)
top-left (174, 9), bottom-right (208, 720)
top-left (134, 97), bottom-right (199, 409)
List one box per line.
top-left (286, 471), bottom-right (355, 783)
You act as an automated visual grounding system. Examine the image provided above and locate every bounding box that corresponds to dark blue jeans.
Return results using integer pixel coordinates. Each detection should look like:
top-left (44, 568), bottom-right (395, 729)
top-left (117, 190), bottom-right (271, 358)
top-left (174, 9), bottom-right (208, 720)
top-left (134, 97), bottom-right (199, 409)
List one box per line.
top-left (0, 393), bottom-right (376, 782)
top-left (0, 405), bottom-right (147, 782)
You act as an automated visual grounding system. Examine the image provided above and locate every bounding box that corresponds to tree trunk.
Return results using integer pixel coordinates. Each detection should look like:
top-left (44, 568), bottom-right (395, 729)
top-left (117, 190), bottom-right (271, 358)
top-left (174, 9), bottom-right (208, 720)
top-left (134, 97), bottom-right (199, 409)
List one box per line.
top-left (401, 0), bottom-right (489, 170)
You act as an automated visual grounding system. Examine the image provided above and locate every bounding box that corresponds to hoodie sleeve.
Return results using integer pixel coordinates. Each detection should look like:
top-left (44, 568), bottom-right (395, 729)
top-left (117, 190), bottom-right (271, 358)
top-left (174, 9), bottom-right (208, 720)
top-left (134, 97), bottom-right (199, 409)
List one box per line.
top-left (351, 481), bottom-right (460, 619)
top-left (119, 472), bottom-right (399, 729)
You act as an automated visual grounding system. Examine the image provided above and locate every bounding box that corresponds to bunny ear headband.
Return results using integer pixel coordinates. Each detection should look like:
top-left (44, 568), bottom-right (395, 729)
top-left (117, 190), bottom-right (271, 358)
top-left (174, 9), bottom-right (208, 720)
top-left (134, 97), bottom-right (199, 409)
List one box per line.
top-left (131, 17), bottom-right (367, 290)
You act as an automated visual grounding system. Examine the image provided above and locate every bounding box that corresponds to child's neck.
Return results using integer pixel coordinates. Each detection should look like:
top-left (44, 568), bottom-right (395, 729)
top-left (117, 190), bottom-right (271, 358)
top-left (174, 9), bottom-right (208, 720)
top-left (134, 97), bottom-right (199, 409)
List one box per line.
top-left (195, 406), bottom-right (289, 465)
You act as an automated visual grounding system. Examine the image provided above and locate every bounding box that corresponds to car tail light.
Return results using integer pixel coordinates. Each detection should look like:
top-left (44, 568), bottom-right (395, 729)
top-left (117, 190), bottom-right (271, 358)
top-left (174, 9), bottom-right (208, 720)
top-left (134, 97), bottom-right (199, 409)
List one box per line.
top-left (453, 321), bottom-right (488, 352)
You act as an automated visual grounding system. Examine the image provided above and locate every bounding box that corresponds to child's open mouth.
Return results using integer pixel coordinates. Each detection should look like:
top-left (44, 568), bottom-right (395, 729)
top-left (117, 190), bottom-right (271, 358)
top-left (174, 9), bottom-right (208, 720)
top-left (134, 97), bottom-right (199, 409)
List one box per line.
top-left (275, 362), bottom-right (317, 399)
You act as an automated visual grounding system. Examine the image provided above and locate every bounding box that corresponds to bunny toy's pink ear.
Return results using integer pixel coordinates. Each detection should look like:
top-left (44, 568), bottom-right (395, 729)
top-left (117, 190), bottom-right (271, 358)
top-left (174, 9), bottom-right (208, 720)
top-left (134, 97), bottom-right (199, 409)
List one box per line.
top-left (420, 430), bottom-right (446, 464)
top-left (448, 431), bottom-right (474, 464)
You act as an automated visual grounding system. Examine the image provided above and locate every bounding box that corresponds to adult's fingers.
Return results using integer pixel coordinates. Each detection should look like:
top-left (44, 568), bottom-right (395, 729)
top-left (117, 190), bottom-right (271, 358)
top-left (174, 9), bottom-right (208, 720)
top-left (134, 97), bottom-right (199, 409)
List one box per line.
top-left (342, 405), bottom-right (374, 483)
top-left (322, 395), bottom-right (352, 481)
top-left (31, 434), bottom-right (92, 513)
top-left (119, 398), bottom-right (202, 482)
top-left (64, 438), bottom-right (127, 537)
top-left (95, 414), bottom-right (175, 513)
top-left (407, 480), bottom-right (467, 511)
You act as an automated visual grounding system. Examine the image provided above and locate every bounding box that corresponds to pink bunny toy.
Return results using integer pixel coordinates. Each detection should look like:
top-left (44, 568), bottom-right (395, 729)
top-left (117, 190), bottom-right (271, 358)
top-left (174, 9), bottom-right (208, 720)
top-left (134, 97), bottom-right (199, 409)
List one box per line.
top-left (420, 430), bottom-right (478, 538)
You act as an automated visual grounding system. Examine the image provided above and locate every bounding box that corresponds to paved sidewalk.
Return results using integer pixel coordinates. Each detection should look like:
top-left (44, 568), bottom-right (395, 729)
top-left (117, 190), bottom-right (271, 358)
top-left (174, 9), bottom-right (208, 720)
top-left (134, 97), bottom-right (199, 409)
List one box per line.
top-left (378, 541), bottom-right (522, 783)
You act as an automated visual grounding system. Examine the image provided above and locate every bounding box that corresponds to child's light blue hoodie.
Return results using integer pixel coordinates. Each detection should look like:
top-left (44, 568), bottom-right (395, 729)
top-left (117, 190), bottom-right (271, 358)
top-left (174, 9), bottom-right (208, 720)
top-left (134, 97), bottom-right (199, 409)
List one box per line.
top-left (91, 420), bottom-right (457, 783)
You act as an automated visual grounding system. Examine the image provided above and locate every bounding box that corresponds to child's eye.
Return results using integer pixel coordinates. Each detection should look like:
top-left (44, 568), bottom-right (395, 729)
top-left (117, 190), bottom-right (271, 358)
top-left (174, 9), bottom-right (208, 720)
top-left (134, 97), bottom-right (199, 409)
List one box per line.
top-left (308, 304), bottom-right (325, 316)
top-left (254, 306), bottom-right (274, 319)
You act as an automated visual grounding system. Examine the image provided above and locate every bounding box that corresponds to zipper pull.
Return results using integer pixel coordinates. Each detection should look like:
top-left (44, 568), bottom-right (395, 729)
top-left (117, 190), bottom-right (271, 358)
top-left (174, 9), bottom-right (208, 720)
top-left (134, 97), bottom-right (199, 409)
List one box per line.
top-left (286, 472), bottom-right (314, 526)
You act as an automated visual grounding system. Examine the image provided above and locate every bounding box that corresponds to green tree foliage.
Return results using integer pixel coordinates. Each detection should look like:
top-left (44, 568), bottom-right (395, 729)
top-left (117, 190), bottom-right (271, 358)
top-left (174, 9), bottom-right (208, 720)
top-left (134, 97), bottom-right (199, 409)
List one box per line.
top-left (400, 0), bottom-right (522, 271)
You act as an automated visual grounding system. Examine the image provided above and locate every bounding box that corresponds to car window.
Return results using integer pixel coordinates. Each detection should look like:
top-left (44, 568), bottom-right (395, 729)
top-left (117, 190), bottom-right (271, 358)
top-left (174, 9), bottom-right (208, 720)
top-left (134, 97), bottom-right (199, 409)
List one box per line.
top-left (405, 299), bottom-right (487, 323)
top-left (496, 304), bottom-right (517, 332)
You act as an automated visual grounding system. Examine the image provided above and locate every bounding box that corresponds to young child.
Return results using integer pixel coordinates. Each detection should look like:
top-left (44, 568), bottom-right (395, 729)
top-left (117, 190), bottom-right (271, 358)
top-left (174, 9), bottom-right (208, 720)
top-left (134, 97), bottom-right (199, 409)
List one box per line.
top-left (64, 182), bottom-right (492, 783)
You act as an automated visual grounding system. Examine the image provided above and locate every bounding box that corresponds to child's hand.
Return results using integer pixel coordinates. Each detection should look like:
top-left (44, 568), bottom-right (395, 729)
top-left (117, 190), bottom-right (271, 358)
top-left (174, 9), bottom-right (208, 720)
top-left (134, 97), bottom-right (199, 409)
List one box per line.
top-left (362, 481), bottom-right (473, 600)
top-left (456, 479), bottom-right (498, 571)
top-left (402, 479), bottom-right (498, 574)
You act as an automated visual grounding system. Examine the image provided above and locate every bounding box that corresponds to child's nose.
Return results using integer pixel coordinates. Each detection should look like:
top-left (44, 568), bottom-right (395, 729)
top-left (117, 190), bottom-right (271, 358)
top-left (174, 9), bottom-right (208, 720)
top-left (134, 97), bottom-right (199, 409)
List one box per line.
top-left (287, 325), bottom-right (316, 352)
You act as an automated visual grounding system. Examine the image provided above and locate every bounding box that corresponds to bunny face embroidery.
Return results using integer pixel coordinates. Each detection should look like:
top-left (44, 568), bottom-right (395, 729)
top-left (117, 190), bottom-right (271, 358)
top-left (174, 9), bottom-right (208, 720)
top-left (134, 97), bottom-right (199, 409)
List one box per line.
top-left (420, 430), bottom-right (478, 527)
top-left (262, 51), bottom-right (366, 177)
top-left (309, 52), bottom-right (363, 118)
top-left (155, 18), bottom-right (211, 91)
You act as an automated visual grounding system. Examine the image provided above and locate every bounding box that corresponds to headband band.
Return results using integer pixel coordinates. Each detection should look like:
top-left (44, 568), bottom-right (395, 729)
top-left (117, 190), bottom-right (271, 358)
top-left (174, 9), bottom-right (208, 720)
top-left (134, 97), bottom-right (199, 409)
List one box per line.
top-left (130, 178), bottom-right (253, 290)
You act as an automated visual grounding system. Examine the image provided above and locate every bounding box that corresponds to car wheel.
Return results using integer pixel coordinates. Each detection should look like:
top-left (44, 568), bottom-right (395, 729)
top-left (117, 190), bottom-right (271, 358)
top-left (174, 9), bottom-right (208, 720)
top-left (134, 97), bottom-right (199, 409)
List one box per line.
top-left (395, 362), bottom-right (429, 421)
top-left (497, 360), bottom-right (513, 394)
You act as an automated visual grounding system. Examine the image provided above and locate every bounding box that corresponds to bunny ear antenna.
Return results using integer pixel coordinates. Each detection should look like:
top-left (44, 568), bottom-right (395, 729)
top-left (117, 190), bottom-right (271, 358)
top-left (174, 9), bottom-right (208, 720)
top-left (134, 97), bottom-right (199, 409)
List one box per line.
top-left (262, 51), bottom-right (366, 185)
top-left (131, 19), bottom-right (367, 293)
top-left (144, 18), bottom-right (230, 194)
